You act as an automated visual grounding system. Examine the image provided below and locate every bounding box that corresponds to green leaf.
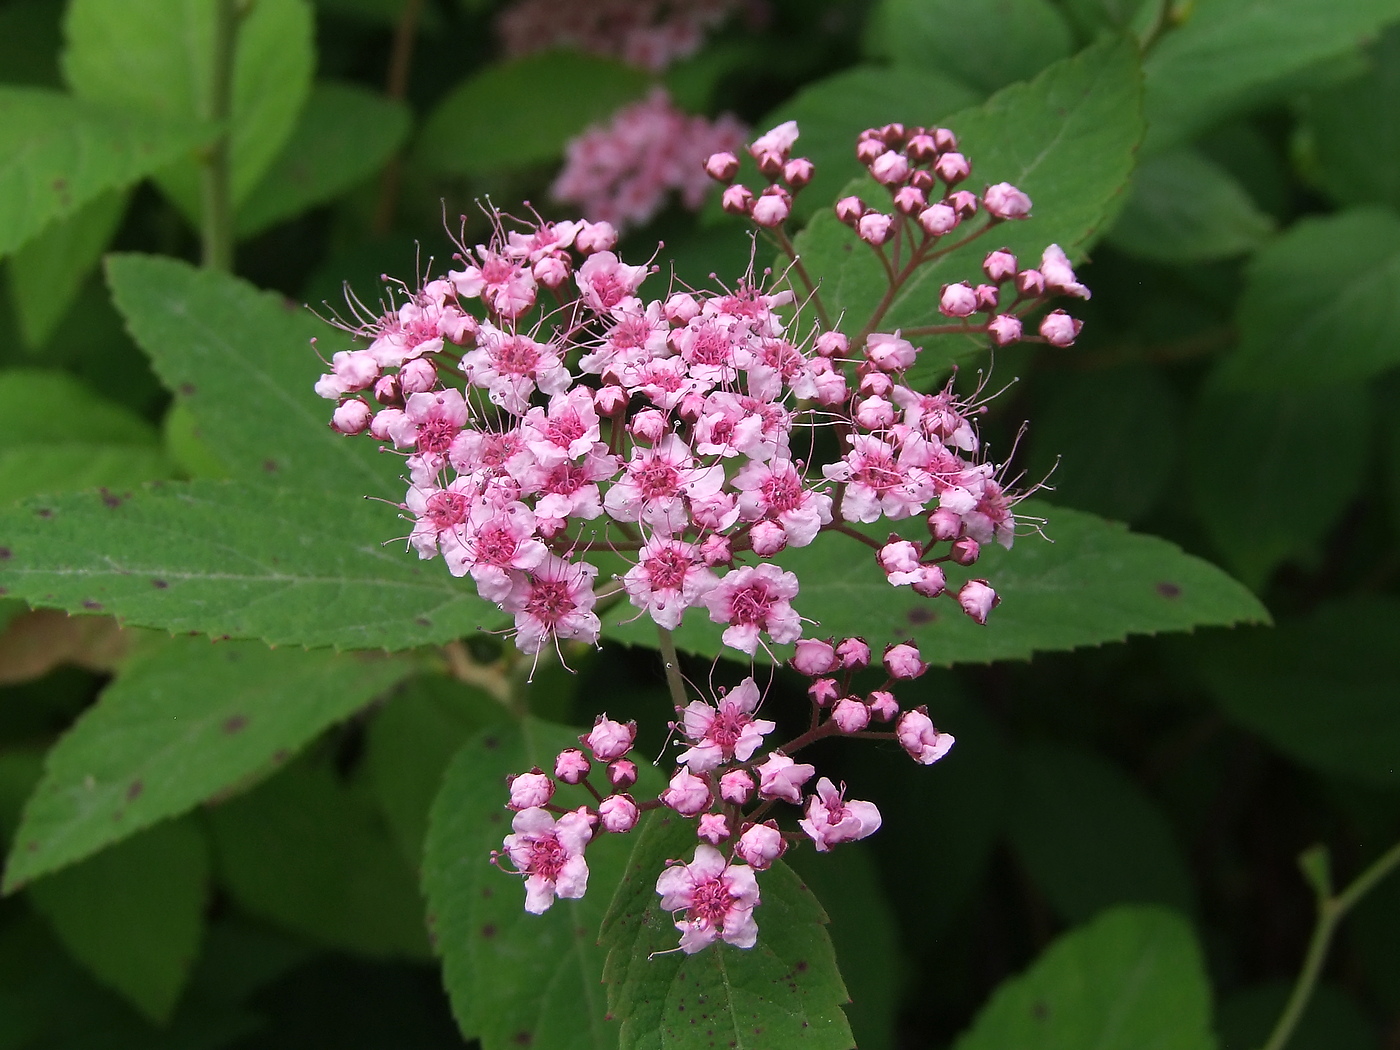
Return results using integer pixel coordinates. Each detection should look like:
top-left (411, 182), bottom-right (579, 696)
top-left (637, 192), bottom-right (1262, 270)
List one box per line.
top-left (0, 445), bottom-right (175, 505)
top-left (1301, 25), bottom-right (1400, 211)
top-left (1191, 598), bottom-right (1400, 786)
top-left (363, 673), bottom-right (503, 865)
top-left (1214, 207), bottom-right (1400, 390)
top-left (951, 905), bottom-right (1215, 1050)
top-left (599, 811), bottom-right (854, 1050)
top-left (757, 65), bottom-right (982, 223)
top-left (1106, 147), bottom-right (1275, 263)
top-left (161, 401), bottom-right (231, 480)
top-left (1187, 384), bottom-right (1369, 589)
top-left (0, 479), bottom-right (499, 650)
top-left (604, 500), bottom-right (1269, 665)
top-left (206, 752), bottom-right (432, 958)
top-left (875, 0), bottom-right (1075, 94)
top-left (0, 0), bottom-right (64, 89)
top-left (236, 81), bottom-right (411, 238)
top-left (422, 719), bottom-right (662, 1048)
top-left (2, 634), bottom-right (412, 890)
top-left (1141, 0), bottom-right (1400, 154)
top-left (416, 52), bottom-right (651, 176)
top-left (0, 87), bottom-right (210, 259)
top-left (1007, 742), bottom-right (1195, 925)
top-left (7, 188), bottom-right (127, 348)
top-left (28, 816), bottom-right (208, 1023)
top-left (62, 0), bottom-right (316, 220)
top-left (105, 253), bottom-right (399, 494)
top-left (790, 36), bottom-right (1143, 361)
top-left (0, 369), bottom-right (158, 448)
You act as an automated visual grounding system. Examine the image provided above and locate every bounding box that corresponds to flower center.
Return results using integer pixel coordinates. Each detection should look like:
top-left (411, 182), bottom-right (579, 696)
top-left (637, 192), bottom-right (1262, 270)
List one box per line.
top-left (425, 491), bottom-right (468, 528)
top-left (527, 834), bottom-right (567, 880)
top-left (688, 876), bottom-right (732, 926)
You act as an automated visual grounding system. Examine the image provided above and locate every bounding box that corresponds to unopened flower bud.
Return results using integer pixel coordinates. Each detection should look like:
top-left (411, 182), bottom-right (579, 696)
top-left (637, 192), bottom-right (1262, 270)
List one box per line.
top-left (949, 190), bottom-right (979, 217)
top-left (814, 331), bottom-right (849, 358)
top-left (704, 150), bottom-right (740, 182)
top-left (911, 564), bottom-right (947, 597)
top-left (871, 150), bottom-right (911, 185)
top-left (1039, 310), bottom-right (1083, 347)
top-left (721, 184), bottom-right (754, 216)
top-left (792, 638), bottom-right (838, 676)
top-left (399, 357), bottom-right (438, 394)
top-left (750, 520), bottom-right (788, 557)
top-left (831, 696), bottom-right (871, 733)
top-left (865, 332), bottom-right (916, 371)
top-left (857, 211), bottom-right (893, 246)
top-left (950, 537), bottom-right (981, 565)
top-left (750, 120), bottom-right (799, 159)
top-left (878, 539), bottom-right (921, 576)
top-left (594, 385), bottom-right (628, 415)
top-left (940, 282), bottom-right (978, 318)
top-left (609, 758), bottom-right (638, 790)
top-left (897, 707), bottom-right (955, 764)
top-left (755, 753), bottom-right (815, 803)
top-left (697, 813), bottom-right (730, 843)
top-left (975, 284), bottom-right (1000, 311)
top-left (575, 220), bottom-right (617, 253)
top-left (700, 534), bottom-right (732, 566)
top-left (835, 196), bottom-right (866, 225)
top-left (628, 408), bottom-right (667, 443)
top-left (661, 769), bottom-right (712, 816)
top-left (910, 169), bottom-right (935, 193)
top-left (755, 149), bottom-right (786, 178)
top-left (868, 689), bottom-right (900, 722)
top-left (664, 291), bottom-right (701, 324)
top-left (599, 794), bottom-right (640, 833)
top-left (880, 122), bottom-right (907, 146)
top-left (555, 748), bottom-right (591, 784)
top-left (958, 579), bottom-right (999, 624)
top-left (369, 406), bottom-right (401, 441)
top-left (373, 373), bottom-right (402, 407)
top-left (735, 821), bottom-right (786, 869)
top-left (933, 127), bottom-right (958, 151)
top-left (534, 254), bottom-right (571, 289)
top-left (859, 370), bottom-right (893, 397)
top-left (984, 182), bottom-right (1033, 220)
top-left (331, 398), bottom-right (373, 435)
top-left (934, 152), bottom-right (970, 184)
top-left (720, 769), bottom-right (755, 805)
top-left (983, 249), bottom-right (1018, 282)
top-left (987, 314), bottom-right (1022, 346)
top-left (1016, 268), bottom-right (1046, 297)
top-left (918, 203), bottom-right (958, 236)
top-left (836, 637), bottom-right (871, 670)
top-left (855, 396), bottom-right (895, 429)
top-left (783, 157), bottom-right (815, 188)
top-left (856, 137), bottom-right (886, 165)
top-left (906, 133), bottom-right (937, 162)
top-left (751, 188), bottom-right (792, 227)
top-left (928, 506), bottom-right (962, 541)
top-left (582, 715), bottom-right (636, 762)
top-left (507, 769), bottom-right (555, 809)
top-left (883, 642), bottom-right (927, 679)
top-left (808, 677), bottom-right (840, 706)
top-left (893, 185), bottom-right (927, 215)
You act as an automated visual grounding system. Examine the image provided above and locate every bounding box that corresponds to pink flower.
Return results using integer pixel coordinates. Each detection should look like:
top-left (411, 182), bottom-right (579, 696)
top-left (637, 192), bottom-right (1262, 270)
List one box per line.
top-left (599, 794), bottom-right (640, 833)
top-left (582, 715), bottom-right (636, 762)
top-left (1039, 309), bottom-right (1083, 347)
top-left (749, 120), bottom-right (799, 159)
top-left (704, 563), bottom-right (803, 654)
top-left (830, 697), bottom-right (870, 733)
top-left (555, 748), bottom-right (591, 783)
top-left (502, 556), bottom-right (600, 653)
top-left (896, 708), bottom-right (955, 765)
top-left (734, 821), bottom-right (786, 869)
top-left (697, 813), bottom-right (730, 843)
top-left (655, 845), bottom-right (761, 953)
top-left (719, 768), bottom-right (755, 805)
top-left (883, 642), bottom-right (927, 679)
top-left (984, 182), bottom-right (1032, 219)
top-left (754, 753), bottom-right (815, 803)
top-left (677, 677), bottom-right (776, 772)
top-left (1039, 244), bottom-right (1090, 299)
top-left (500, 806), bottom-right (593, 913)
top-left (507, 770), bottom-right (555, 809)
top-left (450, 249), bottom-right (537, 319)
top-left (958, 579), bottom-right (999, 624)
top-left (622, 536), bottom-right (717, 630)
top-left (799, 778), bottom-right (882, 852)
top-left (661, 768), bottom-right (712, 816)
top-left (791, 638), bottom-right (838, 676)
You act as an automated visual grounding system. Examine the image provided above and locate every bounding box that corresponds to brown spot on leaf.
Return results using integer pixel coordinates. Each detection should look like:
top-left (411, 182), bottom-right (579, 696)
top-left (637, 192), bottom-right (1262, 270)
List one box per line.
top-left (126, 780), bottom-right (143, 801)
top-left (1156, 581), bottom-right (1182, 599)
top-left (152, 579), bottom-right (168, 589)
top-left (512, 1033), bottom-right (532, 1046)
top-left (223, 714), bottom-right (248, 734)
top-left (179, 383), bottom-right (197, 397)
top-left (1031, 1000), bottom-right (1049, 1021)
top-left (36, 508), bottom-right (52, 518)
top-left (262, 459), bottom-right (278, 473)
top-left (82, 600), bottom-right (102, 611)
top-left (480, 924), bottom-right (496, 939)
top-left (0, 547), bottom-right (10, 559)
top-left (795, 960), bottom-right (808, 972)
top-left (272, 748), bottom-right (289, 764)
top-left (907, 606), bottom-right (936, 625)
top-left (99, 489), bottom-right (124, 508)
top-left (483, 736), bottom-right (500, 750)
top-left (415, 616), bottom-right (432, 627)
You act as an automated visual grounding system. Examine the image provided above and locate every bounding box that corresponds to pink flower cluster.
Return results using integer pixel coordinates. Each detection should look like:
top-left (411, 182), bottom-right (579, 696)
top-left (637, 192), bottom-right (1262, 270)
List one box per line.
top-left (496, 0), bottom-right (743, 72)
top-left (492, 648), bottom-right (954, 951)
top-left (553, 89), bottom-right (748, 232)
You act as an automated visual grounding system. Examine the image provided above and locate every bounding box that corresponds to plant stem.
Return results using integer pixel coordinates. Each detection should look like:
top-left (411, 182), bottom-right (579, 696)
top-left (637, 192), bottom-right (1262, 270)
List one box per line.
top-left (772, 227), bottom-right (832, 330)
top-left (200, 0), bottom-right (240, 272)
top-left (372, 0), bottom-right (425, 235)
top-left (1259, 839), bottom-right (1400, 1050)
top-left (655, 626), bottom-right (689, 710)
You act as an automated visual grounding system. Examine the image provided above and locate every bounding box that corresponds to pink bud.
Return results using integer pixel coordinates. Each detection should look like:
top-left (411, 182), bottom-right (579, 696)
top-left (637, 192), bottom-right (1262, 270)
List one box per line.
top-left (865, 332), bottom-right (916, 371)
top-left (983, 249), bottom-right (1018, 283)
top-left (609, 758), bottom-right (638, 790)
top-left (836, 637), bottom-right (870, 670)
top-left (751, 188), bottom-right (792, 228)
top-left (1016, 268), bottom-right (1046, 297)
top-left (975, 284), bottom-right (999, 311)
top-left (755, 753), bottom-right (815, 803)
top-left (933, 128), bottom-right (958, 151)
top-left (871, 150), bottom-right (910, 185)
top-left (897, 707), bottom-right (955, 764)
top-left (940, 282), bottom-right (978, 318)
top-left (397, 358), bottom-right (437, 394)
top-left (893, 185), bottom-right (927, 214)
top-left (857, 212), bottom-right (893, 246)
top-left (721, 184), bottom-right (754, 216)
top-left (533, 254), bottom-right (571, 289)
top-left (880, 123), bottom-right (907, 146)
top-left (835, 195), bottom-right (866, 226)
top-left (661, 769), bottom-right (712, 817)
top-left (855, 396), bottom-right (895, 429)
top-left (700, 534), bottom-right (732, 566)
top-left (735, 821), bottom-right (786, 870)
top-left (906, 133), bottom-right (937, 162)
top-left (704, 150), bottom-right (740, 182)
top-left (984, 182), bottom-right (1032, 220)
top-left (879, 539), bottom-right (922, 575)
top-left (808, 677), bottom-right (840, 706)
top-left (868, 689), bottom-right (900, 722)
top-left (555, 748), bottom-right (591, 784)
top-left (958, 579), bottom-right (999, 624)
top-left (750, 120), bottom-right (799, 158)
top-left (755, 150), bottom-right (786, 178)
top-left (948, 191), bottom-right (978, 218)
top-left (749, 520), bottom-right (788, 557)
top-left (697, 813), bottom-right (730, 844)
top-left (373, 374), bottom-right (402, 407)
top-left (676, 391), bottom-right (708, 423)
top-left (918, 204), bottom-right (958, 236)
top-left (507, 769), bottom-right (555, 809)
top-left (628, 408), bottom-right (667, 443)
top-left (720, 769), bottom-right (755, 805)
top-left (859, 370), bottom-right (893, 397)
top-left (856, 138), bottom-right (885, 165)
top-left (987, 314), bottom-right (1023, 346)
top-left (831, 696), bottom-right (871, 733)
top-left (1039, 310), bottom-right (1083, 347)
top-left (331, 399), bottom-right (373, 435)
top-left (883, 642), bottom-right (927, 679)
top-left (910, 169), bottom-right (935, 194)
top-left (368, 406), bottom-right (401, 441)
top-left (814, 330), bottom-right (849, 358)
top-left (792, 638), bottom-right (838, 676)
top-left (783, 157), bottom-right (815, 188)
top-left (582, 716), bottom-right (636, 762)
top-left (809, 359), bottom-right (849, 404)
top-left (934, 152), bottom-right (970, 184)
top-left (599, 794), bottom-right (640, 833)
top-left (664, 292), bottom-right (701, 324)
top-left (911, 564), bottom-right (947, 597)
top-left (575, 220), bottom-right (617, 253)
top-left (928, 506), bottom-right (962, 541)
top-left (950, 537), bottom-right (981, 565)
top-left (594, 385), bottom-right (628, 415)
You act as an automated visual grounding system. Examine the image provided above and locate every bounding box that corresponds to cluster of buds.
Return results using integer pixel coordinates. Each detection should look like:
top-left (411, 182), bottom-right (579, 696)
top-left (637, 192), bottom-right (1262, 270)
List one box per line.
top-left (316, 120), bottom-right (1089, 951)
top-left (493, 636), bottom-right (954, 952)
top-left (705, 120), bottom-right (814, 229)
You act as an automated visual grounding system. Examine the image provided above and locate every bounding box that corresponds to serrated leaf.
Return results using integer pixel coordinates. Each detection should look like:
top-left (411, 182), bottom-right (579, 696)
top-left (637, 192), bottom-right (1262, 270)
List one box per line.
top-left (7, 188), bottom-right (127, 348)
top-left (790, 36), bottom-right (1143, 365)
top-left (62, 0), bottom-right (315, 220)
top-left (0, 86), bottom-right (210, 259)
top-left (105, 253), bottom-right (398, 495)
top-left (0, 479), bottom-right (499, 650)
top-left (1191, 599), bottom-right (1400, 786)
top-left (603, 500), bottom-right (1268, 664)
top-left (28, 816), bottom-right (208, 1023)
top-left (951, 905), bottom-right (1215, 1050)
top-left (1107, 147), bottom-right (1275, 263)
top-left (0, 369), bottom-right (158, 448)
top-left (756, 65), bottom-right (982, 223)
top-left (875, 0), bottom-right (1074, 94)
top-left (161, 401), bottom-right (231, 480)
top-left (237, 81), bottom-right (411, 238)
top-left (206, 752), bottom-right (431, 958)
top-left (422, 719), bottom-right (661, 1049)
top-left (1141, 0), bottom-right (1400, 154)
top-left (1007, 742), bottom-right (1195, 924)
top-left (416, 52), bottom-right (651, 176)
top-left (1187, 384), bottom-right (1369, 589)
top-left (1213, 207), bottom-right (1400, 390)
top-left (2, 634), bottom-right (412, 890)
top-left (599, 811), bottom-right (853, 1050)
top-left (0, 446), bottom-right (175, 506)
